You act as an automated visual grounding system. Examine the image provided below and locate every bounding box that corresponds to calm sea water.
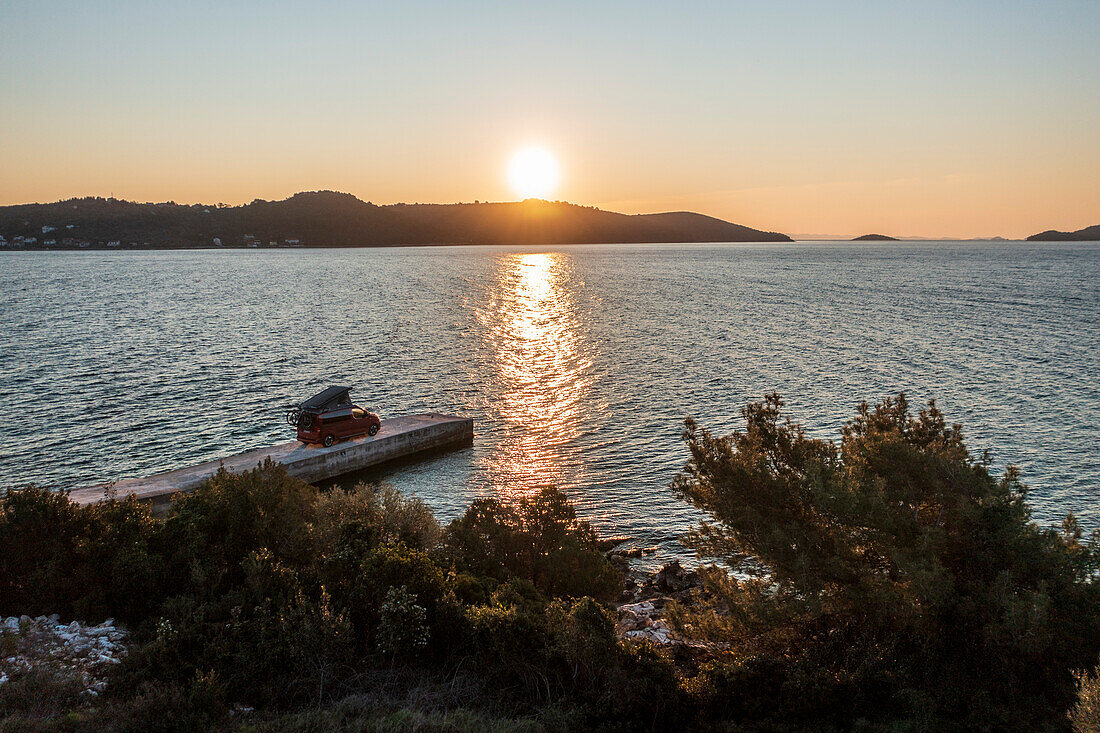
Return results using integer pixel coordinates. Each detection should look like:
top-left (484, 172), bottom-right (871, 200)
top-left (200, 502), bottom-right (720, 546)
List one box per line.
top-left (1, 242), bottom-right (1098, 562)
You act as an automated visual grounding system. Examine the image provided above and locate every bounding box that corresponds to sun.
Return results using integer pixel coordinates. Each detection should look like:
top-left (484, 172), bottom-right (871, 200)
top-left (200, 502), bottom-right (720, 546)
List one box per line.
top-left (508, 146), bottom-right (560, 200)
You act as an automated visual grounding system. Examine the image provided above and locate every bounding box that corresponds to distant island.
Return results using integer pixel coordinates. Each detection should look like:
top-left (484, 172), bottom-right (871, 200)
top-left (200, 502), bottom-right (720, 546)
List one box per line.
top-left (852, 233), bottom-right (898, 241)
top-left (0, 191), bottom-right (792, 249)
top-left (1026, 224), bottom-right (1100, 241)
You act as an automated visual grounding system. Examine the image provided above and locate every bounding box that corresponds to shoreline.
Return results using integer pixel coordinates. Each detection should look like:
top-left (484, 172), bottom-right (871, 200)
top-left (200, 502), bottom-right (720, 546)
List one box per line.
top-left (3, 238), bottom-right (1074, 253)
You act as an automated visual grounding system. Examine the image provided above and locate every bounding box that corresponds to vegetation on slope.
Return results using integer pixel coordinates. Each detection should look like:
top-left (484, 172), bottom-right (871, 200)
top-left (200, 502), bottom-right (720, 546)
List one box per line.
top-left (0, 192), bottom-right (793, 248)
top-left (672, 394), bottom-right (1100, 730)
top-left (2, 394), bottom-right (1098, 731)
top-left (1026, 224), bottom-right (1100, 242)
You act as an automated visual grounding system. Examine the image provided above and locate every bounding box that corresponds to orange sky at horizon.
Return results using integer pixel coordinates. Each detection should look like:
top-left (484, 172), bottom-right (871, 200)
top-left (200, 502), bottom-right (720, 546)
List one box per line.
top-left (2, 2), bottom-right (1097, 240)
top-left (4, 153), bottom-right (1093, 239)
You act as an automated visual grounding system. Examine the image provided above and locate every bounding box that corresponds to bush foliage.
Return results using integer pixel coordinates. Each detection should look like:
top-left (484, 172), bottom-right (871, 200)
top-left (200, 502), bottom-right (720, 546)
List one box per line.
top-left (0, 462), bottom-right (648, 730)
top-left (672, 393), bottom-right (1100, 730)
top-left (2, 395), bottom-right (1098, 731)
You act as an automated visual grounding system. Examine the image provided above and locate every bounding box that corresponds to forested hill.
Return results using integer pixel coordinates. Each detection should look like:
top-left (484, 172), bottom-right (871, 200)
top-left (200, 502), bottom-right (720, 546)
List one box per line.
top-left (0, 191), bottom-right (792, 248)
top-left (1026, 224), bottom-right (1100, 241)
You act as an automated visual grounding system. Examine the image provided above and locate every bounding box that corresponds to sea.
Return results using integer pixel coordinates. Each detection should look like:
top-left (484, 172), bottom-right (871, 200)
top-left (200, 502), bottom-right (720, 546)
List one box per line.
top-left (1, 242), bottom-right (1097, 563)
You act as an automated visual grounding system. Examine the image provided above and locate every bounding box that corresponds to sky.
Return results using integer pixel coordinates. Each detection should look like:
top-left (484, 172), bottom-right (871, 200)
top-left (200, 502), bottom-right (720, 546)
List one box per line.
top-left (1, 0), bottom-right (1097, 238)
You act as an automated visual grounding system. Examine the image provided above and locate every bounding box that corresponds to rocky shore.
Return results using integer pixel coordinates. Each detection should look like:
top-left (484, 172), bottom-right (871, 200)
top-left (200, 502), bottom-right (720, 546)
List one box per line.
top-left (613, 559), bottom-right (703, 647)
top-left (0, 615), bottom-right (128, 695)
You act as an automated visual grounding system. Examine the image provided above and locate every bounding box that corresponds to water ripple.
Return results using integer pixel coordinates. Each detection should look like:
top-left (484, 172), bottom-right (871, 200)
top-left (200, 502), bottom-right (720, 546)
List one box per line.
top-left (1, 242), bottom-right (1098, 565)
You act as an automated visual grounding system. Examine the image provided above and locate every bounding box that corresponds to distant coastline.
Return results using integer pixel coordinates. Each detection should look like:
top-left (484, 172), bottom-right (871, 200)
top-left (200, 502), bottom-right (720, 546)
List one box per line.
top-left (0, 191), bottom-right (792, 249)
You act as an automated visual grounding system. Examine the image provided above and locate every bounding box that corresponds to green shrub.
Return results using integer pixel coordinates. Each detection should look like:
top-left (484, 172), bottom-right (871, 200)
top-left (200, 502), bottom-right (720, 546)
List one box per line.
top-left (489, 577), bottom-right (546, 616)
top-left (376, 585), bottom-right (429, 661)
top-left (322, 542), bottom-right (450, 654)
top-left (250, 703), bottom-right (547, 732)
top-left (313, 481), bottom-right (441, 559)
top-left (0, 486), bottom-right (161, 623)
top-left (456, 594), bottom-right (680, 728)
top-left (160, 459), bottom-right (318, 597)
top-left (0, 668), bottom-right (86, 720)
top-left (0, 485), bottom-right (81, 617)
top-left (461, 602), bottom-right (551, 700)
top-left (682, 655), bottom-right (788, 725)
top-left (546, 598), bottom-right (681, 730)
top-left (1072, 663), bottom-right (1100, 733)
top-left (113, 545), bottom-right (355, 708)
top-left (674, 393), bottom-right (1100, 729)
top-left (545, 596), bottom-right (618, 689)
top-left (451, 571), bottom-right (491, 606)
top-left (445, 487), bottom-right (619, 600)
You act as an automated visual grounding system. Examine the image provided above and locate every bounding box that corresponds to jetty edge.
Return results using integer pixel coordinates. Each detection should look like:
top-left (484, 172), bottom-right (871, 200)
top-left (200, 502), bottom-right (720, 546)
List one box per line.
top-left (68, 413), bottom-right (473, 514)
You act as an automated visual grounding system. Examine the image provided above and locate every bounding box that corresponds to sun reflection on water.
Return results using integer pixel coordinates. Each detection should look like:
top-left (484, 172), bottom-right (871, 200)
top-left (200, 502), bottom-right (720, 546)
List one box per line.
top-left (478, 252), bottom-right (594, 499)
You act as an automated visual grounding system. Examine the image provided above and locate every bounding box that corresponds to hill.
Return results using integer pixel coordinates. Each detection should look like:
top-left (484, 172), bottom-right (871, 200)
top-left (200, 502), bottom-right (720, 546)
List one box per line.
top-left (852, 233), bottom-right (898, 241)
top-left (0, 191), bottom-right (792, 248)
top-left (1026, 224), bottom-right (1100, 241)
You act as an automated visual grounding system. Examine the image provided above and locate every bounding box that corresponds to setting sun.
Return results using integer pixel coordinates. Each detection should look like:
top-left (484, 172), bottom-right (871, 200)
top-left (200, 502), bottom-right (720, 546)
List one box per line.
top-left (508, 146), bottom-right (560, 200)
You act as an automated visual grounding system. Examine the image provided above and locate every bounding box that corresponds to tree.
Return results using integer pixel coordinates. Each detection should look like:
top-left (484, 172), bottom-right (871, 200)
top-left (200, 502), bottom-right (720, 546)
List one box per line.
top-left (672, 393), bottom-right (1100, 729)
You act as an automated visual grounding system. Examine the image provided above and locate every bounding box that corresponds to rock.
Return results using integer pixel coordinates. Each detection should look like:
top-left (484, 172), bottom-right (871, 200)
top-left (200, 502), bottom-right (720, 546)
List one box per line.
top-left (614, 562), bottom-right (710, 646)
top-left (624, 619), bottom-right (677, 645)
top-left (616, 601), bottom-right (659, 635)
top-left (654, 560), bottom-right (699, 594)
top-left (620, 601), bottom-right (658, 619)
top-left (0, 612), bottom-right (129, 697)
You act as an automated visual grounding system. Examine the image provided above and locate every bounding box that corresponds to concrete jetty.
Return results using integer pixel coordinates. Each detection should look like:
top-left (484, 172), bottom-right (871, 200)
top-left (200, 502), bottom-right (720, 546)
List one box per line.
top-left (69, 413), bottom-right (473, 513)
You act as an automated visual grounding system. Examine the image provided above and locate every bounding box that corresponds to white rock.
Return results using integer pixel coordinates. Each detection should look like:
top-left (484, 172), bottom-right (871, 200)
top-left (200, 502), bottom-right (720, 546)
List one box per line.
top-left (618, 601), bottom-right (658, 618)
top-left (624, 619), bottom-right (677, 645)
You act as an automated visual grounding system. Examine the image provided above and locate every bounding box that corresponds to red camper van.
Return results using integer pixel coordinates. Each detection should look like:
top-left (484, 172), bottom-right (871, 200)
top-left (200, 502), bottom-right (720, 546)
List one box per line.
top-left (286, 386), bottom-right (381, 447)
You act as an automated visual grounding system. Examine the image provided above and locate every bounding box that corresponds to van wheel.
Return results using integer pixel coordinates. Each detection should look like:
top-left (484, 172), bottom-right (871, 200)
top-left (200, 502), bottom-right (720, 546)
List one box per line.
top-left (368, 424), bottom-right (379, 436)
top-left (323, 435), bottom-right (334, 447)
